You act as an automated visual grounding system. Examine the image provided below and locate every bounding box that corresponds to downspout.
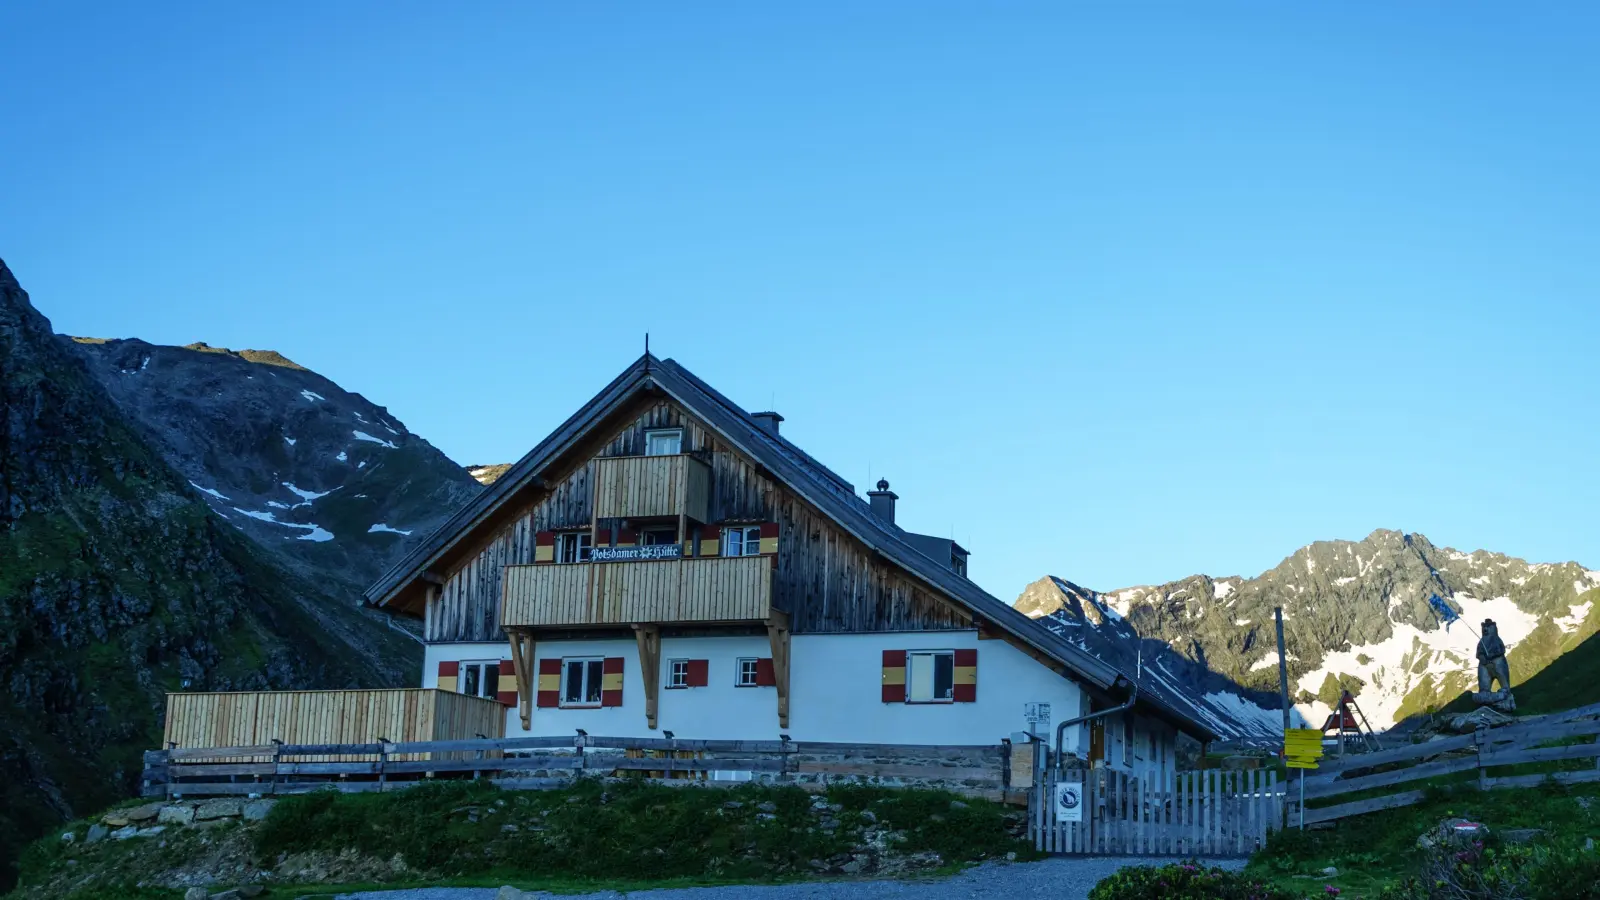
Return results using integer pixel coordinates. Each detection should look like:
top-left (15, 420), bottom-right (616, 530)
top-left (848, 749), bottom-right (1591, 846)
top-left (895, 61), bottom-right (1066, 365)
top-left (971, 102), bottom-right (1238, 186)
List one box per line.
top-left (1054, 683), bottom-right (1138, 776)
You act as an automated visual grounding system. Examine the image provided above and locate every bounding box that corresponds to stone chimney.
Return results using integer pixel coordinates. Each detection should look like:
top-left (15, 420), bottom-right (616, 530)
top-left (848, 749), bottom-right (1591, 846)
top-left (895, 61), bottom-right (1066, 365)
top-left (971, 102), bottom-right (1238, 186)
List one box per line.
top-left (867, 478), bottom-right (897, 524)
top-left (751, 411), bottom-right (784, 436)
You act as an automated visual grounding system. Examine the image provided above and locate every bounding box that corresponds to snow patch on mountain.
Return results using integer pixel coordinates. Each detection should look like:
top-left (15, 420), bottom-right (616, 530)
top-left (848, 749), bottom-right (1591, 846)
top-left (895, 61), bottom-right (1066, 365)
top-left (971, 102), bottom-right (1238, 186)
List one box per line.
top-left (282, 482), bottom-right (332, 504)
top-left (1557, 601), bottom-right (1594, 633)
top-left (353, 430), bottom-right (398, 449)
top-left (368, 523), bottom-right (413, 536)
top-left (189, 481), bottom-right (229, 501)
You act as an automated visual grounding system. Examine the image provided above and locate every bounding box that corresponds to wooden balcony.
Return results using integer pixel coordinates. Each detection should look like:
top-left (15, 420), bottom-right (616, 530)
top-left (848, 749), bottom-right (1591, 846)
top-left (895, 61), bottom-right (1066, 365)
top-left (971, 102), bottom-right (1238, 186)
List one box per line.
top-left (501, 555), bottom-right (772, 628)
top-left (593, 454), bottom-right (711, 522)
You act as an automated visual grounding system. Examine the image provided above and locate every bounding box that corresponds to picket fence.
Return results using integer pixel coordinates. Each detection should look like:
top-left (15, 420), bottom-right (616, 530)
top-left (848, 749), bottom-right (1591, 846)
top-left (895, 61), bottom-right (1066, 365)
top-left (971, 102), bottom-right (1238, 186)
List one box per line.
top-left (1030, 766), bottom-right (1282, 855)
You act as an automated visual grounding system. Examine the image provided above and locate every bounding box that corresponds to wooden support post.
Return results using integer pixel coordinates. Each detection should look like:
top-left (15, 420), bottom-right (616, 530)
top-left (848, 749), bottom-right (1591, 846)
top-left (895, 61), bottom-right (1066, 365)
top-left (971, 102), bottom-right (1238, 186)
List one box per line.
top-left (766, 609), bottom-right (791, 728)
top-left (507, 629), bottom-right (536, 730)
top-left (634, 624), bottom-right (662, 730)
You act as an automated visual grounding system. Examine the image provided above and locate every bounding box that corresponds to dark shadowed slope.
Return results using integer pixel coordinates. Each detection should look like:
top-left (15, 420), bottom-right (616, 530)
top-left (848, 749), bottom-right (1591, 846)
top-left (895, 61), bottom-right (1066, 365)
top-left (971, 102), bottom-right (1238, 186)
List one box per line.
top-left (0, 259), bottom-right (416, 888)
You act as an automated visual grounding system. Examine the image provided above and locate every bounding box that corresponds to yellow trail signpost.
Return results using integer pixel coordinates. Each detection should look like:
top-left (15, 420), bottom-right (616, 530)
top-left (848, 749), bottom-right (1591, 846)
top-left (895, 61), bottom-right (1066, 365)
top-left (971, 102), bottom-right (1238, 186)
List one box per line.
top-left (1284, 727), bottom-right (1324, 828)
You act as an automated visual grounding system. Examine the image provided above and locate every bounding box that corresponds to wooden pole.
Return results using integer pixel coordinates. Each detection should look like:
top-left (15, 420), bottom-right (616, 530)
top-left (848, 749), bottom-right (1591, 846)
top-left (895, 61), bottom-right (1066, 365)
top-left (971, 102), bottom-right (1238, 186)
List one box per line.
top-left (1276, 606), bottom-right (1294, 829)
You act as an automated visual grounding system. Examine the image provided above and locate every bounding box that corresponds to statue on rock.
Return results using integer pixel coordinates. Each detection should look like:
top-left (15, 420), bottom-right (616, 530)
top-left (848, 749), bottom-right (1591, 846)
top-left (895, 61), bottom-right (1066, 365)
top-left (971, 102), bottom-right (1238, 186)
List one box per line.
top-left (1473, 619), bottom-right (1516, 713)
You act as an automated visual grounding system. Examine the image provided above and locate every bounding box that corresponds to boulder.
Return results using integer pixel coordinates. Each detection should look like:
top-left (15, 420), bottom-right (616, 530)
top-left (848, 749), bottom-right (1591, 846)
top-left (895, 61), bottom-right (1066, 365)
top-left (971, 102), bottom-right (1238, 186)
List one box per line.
top-left (496, 887), bottom-right (530, 900)
top-left (195, 799), bottom-right (243, 821)
top-left (209, 891), bottom-right (242, 900)
top-left (1501, 828), bottom-right (1545, 845)
top-left (60, 831), bottom-right (76, 843)
top-left (106, 802), bottom-right (165, 826)
top-left (111, 826), bottom-right (140, 840)
top-left (1444, 708), bottom-right (1516, 734)
top-left (241, 799), bottom-right (276, 821)
top-left (158, 805), bottom-right (196, 826)
top-left (185, 888), bottom-right (209, 900)
top-left (85, 824), bottom-right (109, 843)
top-left (1423, 818), bottom-right (1488, 850)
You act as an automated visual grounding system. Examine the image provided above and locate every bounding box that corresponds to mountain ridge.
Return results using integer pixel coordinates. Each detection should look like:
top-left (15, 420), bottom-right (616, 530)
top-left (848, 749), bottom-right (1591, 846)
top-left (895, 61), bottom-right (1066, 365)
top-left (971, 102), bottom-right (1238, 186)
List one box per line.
top-left (1017, 529), bottom-right (1600, 732)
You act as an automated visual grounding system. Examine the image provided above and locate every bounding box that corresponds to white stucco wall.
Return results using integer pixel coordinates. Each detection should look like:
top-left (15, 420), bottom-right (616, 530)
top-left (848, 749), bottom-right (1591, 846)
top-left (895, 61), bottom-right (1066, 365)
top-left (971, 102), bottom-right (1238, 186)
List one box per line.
top-left (423, 630), bottom-right (1089, 752)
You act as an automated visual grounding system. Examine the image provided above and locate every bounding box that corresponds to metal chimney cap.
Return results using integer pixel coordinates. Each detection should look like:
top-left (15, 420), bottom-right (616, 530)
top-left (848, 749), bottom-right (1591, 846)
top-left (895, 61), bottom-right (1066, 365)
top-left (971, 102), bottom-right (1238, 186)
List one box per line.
top-left (876, 478), bottom-right (890, 491)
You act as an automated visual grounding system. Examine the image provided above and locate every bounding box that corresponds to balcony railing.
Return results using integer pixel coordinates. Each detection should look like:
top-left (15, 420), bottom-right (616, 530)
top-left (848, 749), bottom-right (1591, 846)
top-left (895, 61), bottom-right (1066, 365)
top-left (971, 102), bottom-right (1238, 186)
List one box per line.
top-left (501, 555), bottom-right (772, 628)
top-left (593, 454), bottom-right (711, 522)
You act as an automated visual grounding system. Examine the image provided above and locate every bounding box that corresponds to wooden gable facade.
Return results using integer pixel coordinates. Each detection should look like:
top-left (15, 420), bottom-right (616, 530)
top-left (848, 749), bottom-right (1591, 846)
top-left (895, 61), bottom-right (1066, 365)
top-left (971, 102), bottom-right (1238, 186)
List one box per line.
top-left (425, 395), bottom-right (971, 646)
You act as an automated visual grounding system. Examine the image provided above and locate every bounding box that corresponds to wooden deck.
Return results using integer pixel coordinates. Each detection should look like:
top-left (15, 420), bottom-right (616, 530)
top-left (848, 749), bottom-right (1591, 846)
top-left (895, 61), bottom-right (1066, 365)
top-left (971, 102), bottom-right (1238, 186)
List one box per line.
top-left (501, 554), bottom-right (772, 628)
top-left (162, 689), bottom-right (505, 759)
top-left (593, 454), bottom-right (711, 522)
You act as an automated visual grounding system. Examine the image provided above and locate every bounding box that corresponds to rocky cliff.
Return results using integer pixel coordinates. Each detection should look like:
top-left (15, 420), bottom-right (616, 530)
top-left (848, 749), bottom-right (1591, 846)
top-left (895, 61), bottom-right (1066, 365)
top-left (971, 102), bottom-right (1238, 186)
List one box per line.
top-left (1017, 530), bottom-right (1600, 732)
top-left (0, 259), bottom-right (418, 887)
top-left (67, 337), bottom-right (482, 601)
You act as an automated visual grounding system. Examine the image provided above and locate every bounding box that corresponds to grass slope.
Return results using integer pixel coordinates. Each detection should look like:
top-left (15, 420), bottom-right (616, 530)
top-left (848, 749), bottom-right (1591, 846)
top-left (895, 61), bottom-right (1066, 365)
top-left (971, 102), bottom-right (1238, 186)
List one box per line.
top-left (1247, 780), bottom-right (1600, 897)
top-left (11, 780), bottom-right (1036, 899)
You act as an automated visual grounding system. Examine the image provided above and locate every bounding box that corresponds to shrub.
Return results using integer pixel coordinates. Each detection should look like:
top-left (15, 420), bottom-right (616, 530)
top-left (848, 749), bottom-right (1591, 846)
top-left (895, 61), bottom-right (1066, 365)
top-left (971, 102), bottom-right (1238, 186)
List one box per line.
top-left (1376, 839), bottom-right (1600, 900)
top-left (1089, 861), bottom-right (1304, 900)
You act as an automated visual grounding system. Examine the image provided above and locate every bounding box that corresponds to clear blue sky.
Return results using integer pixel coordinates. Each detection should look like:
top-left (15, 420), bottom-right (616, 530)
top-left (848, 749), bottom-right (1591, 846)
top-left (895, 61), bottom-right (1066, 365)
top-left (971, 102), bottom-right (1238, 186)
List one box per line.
top-left (2, 3), bottom-right (1596, 599)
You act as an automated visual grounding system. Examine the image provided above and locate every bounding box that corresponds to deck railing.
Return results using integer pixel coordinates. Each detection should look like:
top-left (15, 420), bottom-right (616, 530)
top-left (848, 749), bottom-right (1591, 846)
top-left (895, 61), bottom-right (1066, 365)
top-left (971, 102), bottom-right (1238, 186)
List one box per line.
top-left (141, 735), bottom-right (1010, 800)
top-left (593, 454), bottom-right (711, 521)
top-left (501, 554), bottom-right (772, 628)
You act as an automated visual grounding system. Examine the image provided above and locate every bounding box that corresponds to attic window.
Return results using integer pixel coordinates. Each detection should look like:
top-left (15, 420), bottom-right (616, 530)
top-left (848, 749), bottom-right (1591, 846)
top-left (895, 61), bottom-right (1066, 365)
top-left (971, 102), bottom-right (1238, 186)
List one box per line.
top-left (644, 429), bottom-right (682, 456)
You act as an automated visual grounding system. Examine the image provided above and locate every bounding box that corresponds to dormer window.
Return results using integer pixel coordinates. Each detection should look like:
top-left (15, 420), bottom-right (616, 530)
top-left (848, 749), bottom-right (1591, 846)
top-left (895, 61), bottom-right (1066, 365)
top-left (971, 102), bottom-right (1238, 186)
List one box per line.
top-left (644, 428), bottom-right (682, 456)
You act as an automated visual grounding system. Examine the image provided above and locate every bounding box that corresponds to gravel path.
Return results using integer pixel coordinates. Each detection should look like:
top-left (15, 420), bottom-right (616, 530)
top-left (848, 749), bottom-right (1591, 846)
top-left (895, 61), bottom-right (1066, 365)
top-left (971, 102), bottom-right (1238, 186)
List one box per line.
top-left (331, 857), bottom-right (1245, 900)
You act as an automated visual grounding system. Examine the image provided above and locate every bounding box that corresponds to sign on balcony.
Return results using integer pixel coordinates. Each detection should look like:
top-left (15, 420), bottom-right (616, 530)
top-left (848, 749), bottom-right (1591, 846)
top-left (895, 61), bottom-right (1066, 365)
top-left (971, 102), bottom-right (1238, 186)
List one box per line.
top-left (591, 544), bottom-right (683, 562)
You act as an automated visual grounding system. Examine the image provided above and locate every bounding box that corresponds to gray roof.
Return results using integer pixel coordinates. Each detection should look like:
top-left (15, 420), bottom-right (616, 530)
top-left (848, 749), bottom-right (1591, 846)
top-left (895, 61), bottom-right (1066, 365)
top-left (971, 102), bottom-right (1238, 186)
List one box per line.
top-left (367, 354), bottom-right (1222, 742)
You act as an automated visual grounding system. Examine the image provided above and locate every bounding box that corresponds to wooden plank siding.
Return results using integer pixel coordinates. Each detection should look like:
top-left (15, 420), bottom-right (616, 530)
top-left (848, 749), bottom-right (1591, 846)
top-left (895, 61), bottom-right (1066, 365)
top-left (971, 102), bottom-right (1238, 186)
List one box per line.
top-left (502, 556), bottom-right (772, 627)
top-left (162, 690), bottom-right (505, 759)
top-left (430, 399), bottom-right (968, 642)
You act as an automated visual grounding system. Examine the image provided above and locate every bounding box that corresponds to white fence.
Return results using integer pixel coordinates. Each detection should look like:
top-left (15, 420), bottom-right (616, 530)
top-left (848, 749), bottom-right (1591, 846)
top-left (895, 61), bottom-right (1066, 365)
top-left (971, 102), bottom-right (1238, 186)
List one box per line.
top-left (1030, 766), bottom-right (1283, 855)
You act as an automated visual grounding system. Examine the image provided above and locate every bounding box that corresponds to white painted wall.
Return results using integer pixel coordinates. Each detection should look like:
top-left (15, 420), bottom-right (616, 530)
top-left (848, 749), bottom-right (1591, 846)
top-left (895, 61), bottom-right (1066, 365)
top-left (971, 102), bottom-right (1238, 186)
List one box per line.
top-left (787, 631), bottom-right (1089, 752)
top-left (424, 630), bottom-right (1091, 752)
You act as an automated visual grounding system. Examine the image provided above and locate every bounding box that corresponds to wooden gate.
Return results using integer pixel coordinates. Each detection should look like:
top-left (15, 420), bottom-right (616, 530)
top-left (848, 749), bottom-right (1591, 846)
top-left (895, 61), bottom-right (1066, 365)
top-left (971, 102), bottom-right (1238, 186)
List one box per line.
top-left (1030, 767), bottom-right (1283, 855)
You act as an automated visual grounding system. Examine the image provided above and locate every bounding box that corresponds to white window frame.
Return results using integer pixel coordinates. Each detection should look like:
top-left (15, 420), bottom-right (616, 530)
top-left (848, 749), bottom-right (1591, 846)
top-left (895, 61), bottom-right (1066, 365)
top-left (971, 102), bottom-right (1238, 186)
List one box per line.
top-left (560, 656), bottom-right (605, 709)
top-left (735, 657), bottom-right (761, 688)
top-left (721, 525), bottom-right (763, 557)
top-left (667, 659), bottom-right (690, 690)
top-left (556, 531), bottom-right (592, 564)
top-left (644, 428), bottom-right (683, 456)
top-left (905, 650), bottom-right (956, 704)
top-left (458, 659), bottom-right (498, 700)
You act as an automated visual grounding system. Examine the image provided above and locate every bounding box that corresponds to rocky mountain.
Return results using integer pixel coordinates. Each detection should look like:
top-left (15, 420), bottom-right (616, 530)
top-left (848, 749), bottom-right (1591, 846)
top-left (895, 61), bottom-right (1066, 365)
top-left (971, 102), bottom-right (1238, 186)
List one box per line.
top-left (1017, 530), bottom-right (1600, 733)
top-left (68, 338), bottom-right (483, 602)
top-left (1015, 577), bottom-right (1303, 742)
top-left (466, 463), bottom-right (512, 485)
top-left (0, 259), bottom-right (424, 886)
